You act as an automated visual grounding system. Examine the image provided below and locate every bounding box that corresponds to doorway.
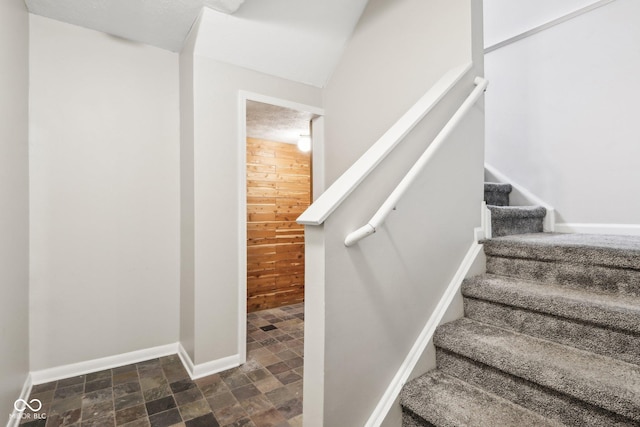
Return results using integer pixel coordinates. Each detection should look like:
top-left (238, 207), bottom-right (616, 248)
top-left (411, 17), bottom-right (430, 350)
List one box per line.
top-left (238, 92), bottom-right (323, 364)
top-left (245, 100), bottom-right (313, 312)
top-left (234, 95), bottom-right (323, 421)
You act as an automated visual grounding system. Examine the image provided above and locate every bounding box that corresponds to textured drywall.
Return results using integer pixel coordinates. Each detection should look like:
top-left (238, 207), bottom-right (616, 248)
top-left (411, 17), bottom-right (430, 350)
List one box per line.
top-left (246, 101), bottom-right (314, 145)
top-left (315, 0), bottom-right (481, 425)
top-left (178, 9), bottom-right (323, 367)
top-left (188, 56), bottom-right (322, 365)
top-left (193, 3), bottom-right (368, 87)
top-left (25, 0), bottom-right (245, 52)
top-left (485, 0), bottom-right (640, 225)
top-left (25, 0), bottom-right (368, 87)
top-left (29, 15), bottom-right (181, 370)
top-left (483, 0), bottom-right (601, 47)
top-left (0, 0), bottom-right (30, 422)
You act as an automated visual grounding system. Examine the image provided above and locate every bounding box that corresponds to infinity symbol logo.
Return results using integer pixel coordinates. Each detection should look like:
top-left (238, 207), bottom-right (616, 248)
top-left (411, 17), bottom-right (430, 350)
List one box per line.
top-left (14, 398), bottom-right (42, 412)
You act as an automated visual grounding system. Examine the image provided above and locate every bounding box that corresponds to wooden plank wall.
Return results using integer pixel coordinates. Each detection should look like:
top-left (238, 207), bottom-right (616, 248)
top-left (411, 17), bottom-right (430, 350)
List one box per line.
top-left (246, 137), bottom-right (311, 312)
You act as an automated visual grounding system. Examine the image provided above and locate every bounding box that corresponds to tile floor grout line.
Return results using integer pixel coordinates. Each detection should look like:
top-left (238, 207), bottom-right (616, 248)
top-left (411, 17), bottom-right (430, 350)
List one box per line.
top-left (23, 303), bottom-right (304, 427)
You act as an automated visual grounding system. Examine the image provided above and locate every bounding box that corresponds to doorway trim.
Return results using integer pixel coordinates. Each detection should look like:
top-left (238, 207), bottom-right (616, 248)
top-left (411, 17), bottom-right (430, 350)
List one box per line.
top-left (237, 91), bottom-right (324, 363)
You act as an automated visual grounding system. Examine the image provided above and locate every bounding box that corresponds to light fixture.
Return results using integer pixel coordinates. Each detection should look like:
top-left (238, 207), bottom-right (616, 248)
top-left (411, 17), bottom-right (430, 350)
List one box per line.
top-left (297, 135), bottom-right (311, 153)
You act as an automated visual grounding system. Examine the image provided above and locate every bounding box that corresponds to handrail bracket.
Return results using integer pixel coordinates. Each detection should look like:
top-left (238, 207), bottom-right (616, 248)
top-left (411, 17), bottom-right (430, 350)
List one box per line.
top-left (343, 76), bottom-right (489, 247)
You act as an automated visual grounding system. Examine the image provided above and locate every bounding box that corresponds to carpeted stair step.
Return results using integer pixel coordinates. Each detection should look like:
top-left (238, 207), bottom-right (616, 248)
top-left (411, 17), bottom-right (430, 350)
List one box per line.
top-left (462, 274), bottom-right (640, 365)
top-left (434, 318), bottom-right (640, 424)
top-left (484, 233), bottom-right (640, 298)
top-left (435, 348), bottom-right (637, 427)
top-left (400, 370), bottom-right (562, 427)
top-left (484, 182), bottom-right (512, 206)
top-left (487, 205), bottom-right (546, 237)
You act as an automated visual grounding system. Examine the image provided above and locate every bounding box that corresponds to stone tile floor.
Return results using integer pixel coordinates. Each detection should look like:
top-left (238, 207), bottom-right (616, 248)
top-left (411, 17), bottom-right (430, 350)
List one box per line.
top-left (21, 303), bottom-right (304, 427)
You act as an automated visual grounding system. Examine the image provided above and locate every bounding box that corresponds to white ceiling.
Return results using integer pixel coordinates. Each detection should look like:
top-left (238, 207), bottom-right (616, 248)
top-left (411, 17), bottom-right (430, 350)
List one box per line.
top-left (24, 0), bottom-right (369, 86)
top-left (246, 101), bottom-right (315, 145)
top-left (24, 0), bottom-right (359, 137)
top-left (24, 0), bottom-right (245, 52)
top-left (194, 3), bottom-right (367, 87)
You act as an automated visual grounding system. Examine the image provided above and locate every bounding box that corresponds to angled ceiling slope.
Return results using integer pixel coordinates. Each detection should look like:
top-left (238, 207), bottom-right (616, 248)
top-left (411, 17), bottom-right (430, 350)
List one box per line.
top-left (24, 0), bottom-right (245, 52)
top-left (25, 0), bottom-right (369, 87)
top-left (194, 0), bottom-right (369, 87)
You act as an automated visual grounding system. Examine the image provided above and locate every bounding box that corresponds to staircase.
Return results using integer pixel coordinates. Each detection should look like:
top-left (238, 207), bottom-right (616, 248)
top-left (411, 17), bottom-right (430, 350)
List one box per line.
top-left (399, 183), bottom-right (640, 426)
top-left (484, 182), bottom-right (547, 237)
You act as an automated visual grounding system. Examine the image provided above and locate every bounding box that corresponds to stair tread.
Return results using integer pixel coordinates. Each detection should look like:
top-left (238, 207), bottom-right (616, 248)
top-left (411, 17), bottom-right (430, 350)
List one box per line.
top-left (484, 182), bottom-right (512, 193)
top-left (487, 205), bottom-right (546, 218)
top-left (434, 318), bottom-right (640, 420)
top-left (484, 232), bottom-right (640, 270)
top-left (462, 274), bottom-right (640, 333)
top-left (401, 371), bottom-right (563, 427)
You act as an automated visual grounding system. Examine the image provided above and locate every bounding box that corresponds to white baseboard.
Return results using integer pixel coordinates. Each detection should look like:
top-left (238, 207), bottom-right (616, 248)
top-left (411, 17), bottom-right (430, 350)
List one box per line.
top-left (6, 374), bottom-right (33, 427)
top-left (30, 343), bottom-right (179, 385)
top-left (15, 342), bottom-right (241, 426)
top-left (474, 202), bottom-right (492, 240)
top-left (364, 239), bottom-right (484, 427)
top-left (28, 341), bottom-right (241, 389)
top-left (555, 223), bottom-right (640, 236)
top-left (484, 165), bottom-right (639, 237)
top-left (178, 343), bottom-right (240, 380)
top-left (177, 343), bottom-right (195, 377)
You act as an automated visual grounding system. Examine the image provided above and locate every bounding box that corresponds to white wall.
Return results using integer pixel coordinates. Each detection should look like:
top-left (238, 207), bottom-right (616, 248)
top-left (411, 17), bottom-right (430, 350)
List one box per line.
top-left (314, 0), bottom-right (482, 425)
top-left (323, 0), bottom-right (473, 183)
top-left (191, 57), bottom-right (323, 364)
top-left (179, 13), bottom-right (198, 364)
top-left (179, 13), bottom-right (323, 368)
top-left (29, 15), bottom-right (181, 371)
top-left (483, 0), bottom-right (599, 47)
top-left (485, 0), bottom-right (640, 226)
top-left (0, 0), bottom-right (30, 421)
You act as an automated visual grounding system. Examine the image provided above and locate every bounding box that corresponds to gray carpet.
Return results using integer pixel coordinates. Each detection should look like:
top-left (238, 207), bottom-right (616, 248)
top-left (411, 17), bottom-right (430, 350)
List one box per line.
top-left (488, 206), bottom-right (546, 237)
top-left (484, 180), bottom-right (547, 237)
top-left (400, 232), bottom-right (640, 426)
top-left (484, 233), bottom-right (640, 269)
top-left (485, 233), bottom-right (640, 298)
top-left (484, 182), bottom-right (511, 207)
top-left (462, 275), bottom-right (640, 365)
top-left (400, 371), bottom-right (562, 427)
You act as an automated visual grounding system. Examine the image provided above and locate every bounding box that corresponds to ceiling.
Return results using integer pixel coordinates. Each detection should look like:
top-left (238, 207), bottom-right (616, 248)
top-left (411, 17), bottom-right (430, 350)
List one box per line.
top-left (193, 2), bottom-right (368, 87)
top-left (24, 0), bottom-right (353, 138)
top-left (24, 0), bottom-right (369, 85)
top-left (24, 0), bottom-right (245, 52)
top-left (246, 101), bottom-right (316, 145)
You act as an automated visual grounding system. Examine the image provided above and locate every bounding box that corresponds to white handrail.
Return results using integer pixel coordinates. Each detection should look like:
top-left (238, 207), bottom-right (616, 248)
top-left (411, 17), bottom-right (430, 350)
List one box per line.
top-left (484, 0), bottom-right (615, 54)
top-left (344, 76), bottom-right (489, 247)
top-left (297, 62), bottom-right (472, 226)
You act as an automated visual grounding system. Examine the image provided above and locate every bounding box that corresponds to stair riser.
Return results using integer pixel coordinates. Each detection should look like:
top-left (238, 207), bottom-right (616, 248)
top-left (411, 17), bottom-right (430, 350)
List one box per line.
top-left (464, 297), bottom-right (640, 366)
top-left (435, 348), bottom-right (636, 427)
top-left (486, 256), bottom-right (640, 298)
top-left (402, 410), bottom-right (435, 427)
top-left (491, 217), bottom-right (544, 237)
top-left (434, 321), bottom-right (640, 422)
top-left (485, 190), bottom-right (509, 206)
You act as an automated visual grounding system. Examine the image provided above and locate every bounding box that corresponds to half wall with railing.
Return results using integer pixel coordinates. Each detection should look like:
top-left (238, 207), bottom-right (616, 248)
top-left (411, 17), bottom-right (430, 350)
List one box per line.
top-left (298, 63), bottom-right (487, 426)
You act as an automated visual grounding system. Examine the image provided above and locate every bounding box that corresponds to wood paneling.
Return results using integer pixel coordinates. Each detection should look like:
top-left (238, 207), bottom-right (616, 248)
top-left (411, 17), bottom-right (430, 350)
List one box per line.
top-left (246, 137), bottom-right (310, 312)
